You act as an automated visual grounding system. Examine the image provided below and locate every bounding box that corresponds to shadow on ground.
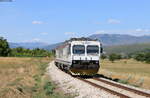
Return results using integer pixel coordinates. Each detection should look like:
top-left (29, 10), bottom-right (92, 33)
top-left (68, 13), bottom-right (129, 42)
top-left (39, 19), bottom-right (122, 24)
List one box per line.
top-left (71, 74), bottom-right (120, 82)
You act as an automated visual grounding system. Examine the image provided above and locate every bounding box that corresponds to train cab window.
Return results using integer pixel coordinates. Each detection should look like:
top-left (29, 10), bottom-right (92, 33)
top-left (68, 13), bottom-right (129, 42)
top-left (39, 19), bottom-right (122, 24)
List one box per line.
top-left (87, 45), bottom-right (99, 54)
top-left (73, 45), bottom-right (85, 54)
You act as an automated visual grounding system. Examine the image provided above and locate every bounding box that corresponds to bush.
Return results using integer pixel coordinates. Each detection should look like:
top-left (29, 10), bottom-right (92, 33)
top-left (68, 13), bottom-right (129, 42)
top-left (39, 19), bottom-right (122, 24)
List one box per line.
top-left (10, 47), bottom-right (54, 57)
top-left (44, 82), bottom-right (55, 95)
top-left (101, 54), bottom-right (107, 59)
top-left (109, 53), bottom-right (122, 62)
top-left (134, 52), bottom-right (150, 63)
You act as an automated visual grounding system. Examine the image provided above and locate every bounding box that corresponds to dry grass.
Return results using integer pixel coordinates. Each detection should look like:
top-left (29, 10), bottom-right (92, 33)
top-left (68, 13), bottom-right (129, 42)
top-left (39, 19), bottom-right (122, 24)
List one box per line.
top-left (0, 57), bottom-right (53, 98)
top-left (99, 59), bottom-right (150, 89)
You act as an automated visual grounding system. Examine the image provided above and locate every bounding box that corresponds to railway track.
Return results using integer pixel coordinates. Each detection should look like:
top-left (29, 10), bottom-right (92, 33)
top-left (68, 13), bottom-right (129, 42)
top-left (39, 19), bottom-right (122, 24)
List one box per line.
top-left (57, 65), bottom-right (150, 98)
top-left (77, 77), bottom-right (129, 98)
top-left (93, 78), bottom-right (150, 97)
top-left (76, 77), bottom-right (150, 98)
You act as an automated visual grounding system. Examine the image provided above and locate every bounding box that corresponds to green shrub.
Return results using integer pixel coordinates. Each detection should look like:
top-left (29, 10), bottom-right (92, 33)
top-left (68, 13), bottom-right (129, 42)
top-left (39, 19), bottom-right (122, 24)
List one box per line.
top-left (44, 82), bottom-right (55, 95)
top-left (109, 53), bottom-right (122, 62)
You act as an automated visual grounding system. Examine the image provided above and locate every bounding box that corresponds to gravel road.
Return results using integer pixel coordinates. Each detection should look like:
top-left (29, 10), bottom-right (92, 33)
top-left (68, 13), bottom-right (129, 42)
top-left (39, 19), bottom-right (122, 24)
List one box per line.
top-left (47, 61), bottom-right (118, 98)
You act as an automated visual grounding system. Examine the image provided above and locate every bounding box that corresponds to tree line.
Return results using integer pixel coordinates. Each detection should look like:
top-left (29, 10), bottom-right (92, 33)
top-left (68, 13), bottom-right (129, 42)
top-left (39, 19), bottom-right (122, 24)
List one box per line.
top-left (1, 36), bottom-right (150, 63)
top-left (101, 51), bottom-right (150, 63)
top-left (0, 37), bottom-right (54, 57)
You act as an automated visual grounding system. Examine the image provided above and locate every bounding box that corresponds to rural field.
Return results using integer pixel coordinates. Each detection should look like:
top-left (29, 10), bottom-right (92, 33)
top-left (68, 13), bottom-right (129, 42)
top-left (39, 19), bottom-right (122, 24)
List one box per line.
top-left (0, 57), bottom-right (69, 98)
top-left (0, 57), bottom-right (150, 98)
top-left (99, 59), bottom-right (150, 89)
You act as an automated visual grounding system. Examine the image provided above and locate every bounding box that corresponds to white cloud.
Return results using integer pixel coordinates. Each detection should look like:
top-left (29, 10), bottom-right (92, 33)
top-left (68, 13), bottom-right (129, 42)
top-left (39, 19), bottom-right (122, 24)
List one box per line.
top-left (107, 18), bottom-right (121, 24)
top-left (24, 38), bottom-right (41, 42)
top-left (93, 28), bottom-right (150, 36)
top-left (135, 28), bottom-right (150, 33)
top-left (92, 28), bottom-right (150, 36)
top-left (32, 38), bottom-right (40, 42)
top-left (32, 20), bottom-right (43, 24)
top-left (135, 28), bottom-right (143, 32)
top-left (65, 32), bottom-right (76, 35)
top-left (41, 32), bottom-right (48, 35)
top-left (94, 30), bottom-right (106, 34)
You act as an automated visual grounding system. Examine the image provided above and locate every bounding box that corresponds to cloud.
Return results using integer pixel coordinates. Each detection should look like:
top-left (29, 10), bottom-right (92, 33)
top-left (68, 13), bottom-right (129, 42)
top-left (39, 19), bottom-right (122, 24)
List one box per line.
top-left (41, 32), bottom-right (48, 35)
top-left (32, 38), bottom-right (41, 42)
top-left (135, 28), bottom-right (150, 33)
top-left (24, 38), bottom-right (41, 42)
top-left (107, 18), bottom-right (121, 24)
top-left (94, 30), bottom-right (106, 34)
top-left (32, 20), bottom-right (43, 24)
top-left (93, 28), bottom-right (150, 36)
top-left (65, 32), bottom-right (76, 35)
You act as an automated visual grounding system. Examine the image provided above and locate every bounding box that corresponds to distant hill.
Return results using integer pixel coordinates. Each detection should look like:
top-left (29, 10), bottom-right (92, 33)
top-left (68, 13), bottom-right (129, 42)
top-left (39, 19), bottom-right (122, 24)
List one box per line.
top-left (44, 34), bottom-right (150, 50)
top-left (89, 34), bottom-right (150, 46)
top-left (9, 42), bottom-right (48, 49)
top-left (9, 34), bottom-right (150, 51)
top-left (43, 42), bottom-right (63, 50)
top-left (104, 43), bottom-right (150, 54)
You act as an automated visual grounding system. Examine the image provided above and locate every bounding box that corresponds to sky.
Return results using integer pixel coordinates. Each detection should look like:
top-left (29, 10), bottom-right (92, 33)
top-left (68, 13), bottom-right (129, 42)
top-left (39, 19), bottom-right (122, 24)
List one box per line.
top-left (0, 0), bottom-right (150, 44)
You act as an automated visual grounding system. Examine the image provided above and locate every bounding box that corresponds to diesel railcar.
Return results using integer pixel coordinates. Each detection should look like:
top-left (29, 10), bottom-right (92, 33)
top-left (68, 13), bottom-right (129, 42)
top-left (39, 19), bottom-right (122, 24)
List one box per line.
top-left (55, 38), bottom-right (103, 75)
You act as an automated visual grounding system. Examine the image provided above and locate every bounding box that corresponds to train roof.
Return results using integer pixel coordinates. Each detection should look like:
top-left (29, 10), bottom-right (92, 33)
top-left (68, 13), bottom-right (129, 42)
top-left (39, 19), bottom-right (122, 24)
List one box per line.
top-left (65, 37), bottom-right (99, 42)
top-left (55, 37), bottom-right (100, 50)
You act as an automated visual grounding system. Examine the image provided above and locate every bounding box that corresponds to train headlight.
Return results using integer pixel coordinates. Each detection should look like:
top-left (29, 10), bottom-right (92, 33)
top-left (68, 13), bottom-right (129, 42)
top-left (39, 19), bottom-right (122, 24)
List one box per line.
top-left (95, 61), bottom-right (99, 64)
top-left (73, 60), bottom-right (76, 64)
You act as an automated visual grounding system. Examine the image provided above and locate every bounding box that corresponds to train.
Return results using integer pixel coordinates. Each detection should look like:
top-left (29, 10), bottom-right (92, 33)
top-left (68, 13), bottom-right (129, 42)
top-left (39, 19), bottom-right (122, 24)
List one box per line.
top-left (54, 37), bottom-right (103, 75)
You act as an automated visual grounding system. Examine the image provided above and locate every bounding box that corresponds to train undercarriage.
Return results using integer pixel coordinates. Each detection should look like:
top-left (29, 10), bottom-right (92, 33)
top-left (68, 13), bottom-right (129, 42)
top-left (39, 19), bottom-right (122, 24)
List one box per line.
top-left (55, 60), bottom-right (100, 75)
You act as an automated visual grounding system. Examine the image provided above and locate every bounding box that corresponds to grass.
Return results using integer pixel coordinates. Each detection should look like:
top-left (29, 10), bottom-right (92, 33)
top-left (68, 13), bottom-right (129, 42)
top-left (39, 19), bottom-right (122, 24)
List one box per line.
top-left (0, 57), bottom-right (71, 98)
top-left (99, 59), bottom-right (150, 89)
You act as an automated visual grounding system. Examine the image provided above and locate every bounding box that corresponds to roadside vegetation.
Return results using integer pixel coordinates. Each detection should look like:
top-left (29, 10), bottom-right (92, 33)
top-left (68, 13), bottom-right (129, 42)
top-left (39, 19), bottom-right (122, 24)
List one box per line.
top-left (102, 49), bottom-right (150, 63)
top-left (10, 47), bottom-right (54, 57)
top-left (0, 57), bottom-right (71, 98)
top-left (100, 59), bottom-right (150, 89)
top-left (0, 37), bottom-right (71, 98)
top-left (1, 36), bottom-right (150, 91)
top-left (101, 46), bottom-right (150, 89)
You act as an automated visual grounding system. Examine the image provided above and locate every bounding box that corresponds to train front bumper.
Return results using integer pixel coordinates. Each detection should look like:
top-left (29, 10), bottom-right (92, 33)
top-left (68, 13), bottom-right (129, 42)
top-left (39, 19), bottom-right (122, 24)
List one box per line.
top-left (70, 60), bottom-right (100, 74)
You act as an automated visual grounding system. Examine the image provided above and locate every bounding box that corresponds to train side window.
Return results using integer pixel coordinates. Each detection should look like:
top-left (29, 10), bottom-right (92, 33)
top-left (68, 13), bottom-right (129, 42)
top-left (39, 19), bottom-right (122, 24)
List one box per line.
top-left (68, 44), bottom-right (71, 54)
top-left (67, 44), bottom-right (71, 55)
top-left (100, 43), bottom-right (103, 53)
top-left (100, 47), bottom-right (103, 53)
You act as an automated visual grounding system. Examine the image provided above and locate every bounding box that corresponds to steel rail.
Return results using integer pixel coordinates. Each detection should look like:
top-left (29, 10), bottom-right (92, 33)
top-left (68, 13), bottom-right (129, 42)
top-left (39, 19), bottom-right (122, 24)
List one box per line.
top-left (93, 78), bottom-right (150, 97)
top-left (77, 77), bottom-right (130, 98)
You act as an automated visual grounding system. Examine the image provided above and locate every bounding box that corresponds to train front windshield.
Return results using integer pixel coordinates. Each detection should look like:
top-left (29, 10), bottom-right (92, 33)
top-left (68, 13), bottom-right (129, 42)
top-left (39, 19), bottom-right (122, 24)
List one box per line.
top-left (87, 45), bottom-right (99, 54)
top-left (73, 45), bottom-right (85, 54)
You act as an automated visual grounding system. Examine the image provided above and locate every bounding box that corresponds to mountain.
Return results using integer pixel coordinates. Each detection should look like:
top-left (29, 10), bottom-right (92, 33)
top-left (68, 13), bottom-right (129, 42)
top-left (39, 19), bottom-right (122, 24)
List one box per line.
top-left (9, 34), bottom-right (150, 50)
top-left (9, 42), bottom-right (49, 49)
top-left (43, 42), bottom-right (63, 50)
top-left (104, 43), bottom-right (150, 54)
top-left (89, 34), bottom-right (150, 46)
top-left (43, 34), bottom-right (150, 50)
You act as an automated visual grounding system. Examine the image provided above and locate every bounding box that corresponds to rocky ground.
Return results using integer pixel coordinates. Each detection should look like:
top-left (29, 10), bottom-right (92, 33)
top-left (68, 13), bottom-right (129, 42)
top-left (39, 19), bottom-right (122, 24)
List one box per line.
top-left (47, 61), bottom-right (118, 98)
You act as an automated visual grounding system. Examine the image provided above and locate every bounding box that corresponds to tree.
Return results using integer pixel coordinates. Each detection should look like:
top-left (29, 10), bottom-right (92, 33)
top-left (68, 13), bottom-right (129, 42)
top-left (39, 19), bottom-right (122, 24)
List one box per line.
top-left (145, 52), bottom-right (150, 63)
top-left (0, 37), bottom-right (11, 56)
top-left (134, 53), bottom-right (145, 62)
top-left (101, 54), bottom-right (107, 59)
top-left (134, 52), bottom-right (150, 63)
top-left (109, 53), bottom-right (122, 63)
